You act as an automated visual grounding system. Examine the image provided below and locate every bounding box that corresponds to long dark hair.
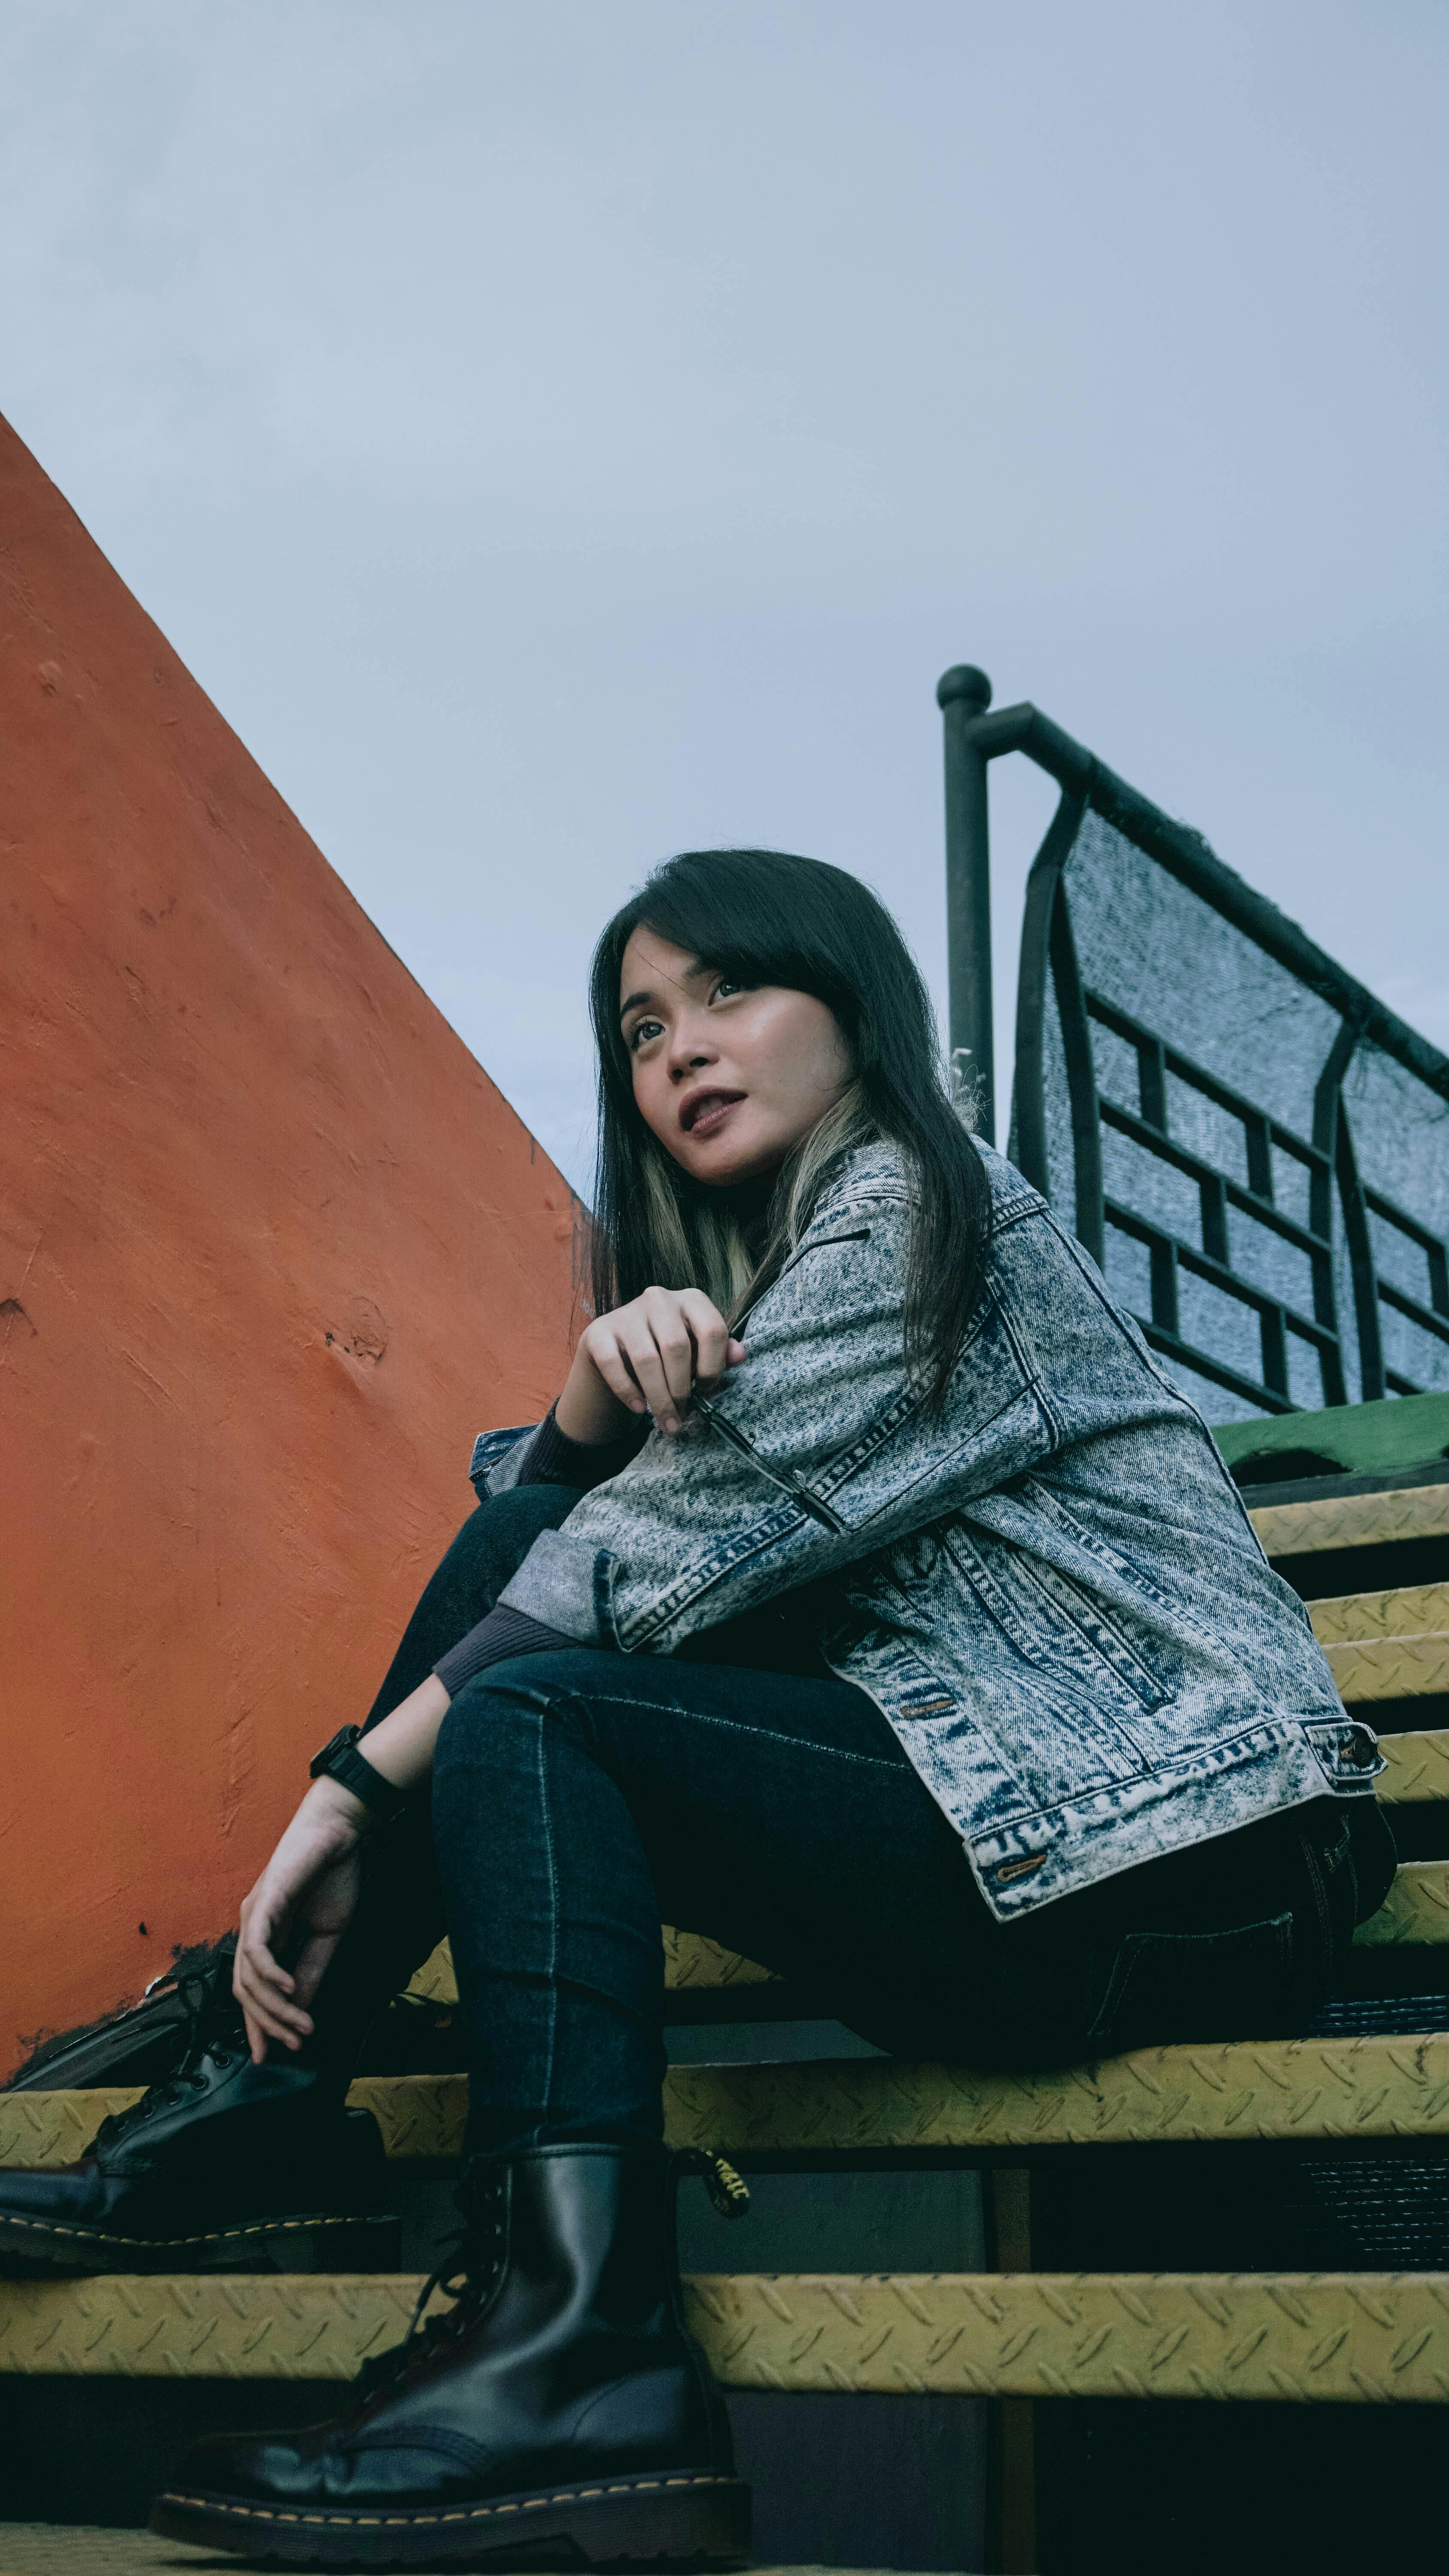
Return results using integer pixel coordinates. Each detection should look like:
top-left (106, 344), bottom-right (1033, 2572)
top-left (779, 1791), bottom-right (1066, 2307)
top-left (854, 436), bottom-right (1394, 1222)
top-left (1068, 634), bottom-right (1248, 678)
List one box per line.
top-left (588, 848), bottom-right (992, 1413)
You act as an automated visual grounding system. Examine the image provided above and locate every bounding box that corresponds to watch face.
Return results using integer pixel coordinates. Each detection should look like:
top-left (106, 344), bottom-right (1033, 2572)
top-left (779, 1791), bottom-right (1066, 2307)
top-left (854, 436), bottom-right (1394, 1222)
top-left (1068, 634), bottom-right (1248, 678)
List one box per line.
top-left (311, 1725), bottom-right (358, 1775)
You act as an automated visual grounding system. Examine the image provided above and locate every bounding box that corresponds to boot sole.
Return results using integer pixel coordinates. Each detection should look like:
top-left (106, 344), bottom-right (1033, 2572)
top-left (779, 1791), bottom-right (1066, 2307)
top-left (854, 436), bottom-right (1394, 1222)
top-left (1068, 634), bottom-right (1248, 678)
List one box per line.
top-left (0, 2208), bottom-right (400, 2275)
top-left (151, 2467), bottom-right (752, 2567)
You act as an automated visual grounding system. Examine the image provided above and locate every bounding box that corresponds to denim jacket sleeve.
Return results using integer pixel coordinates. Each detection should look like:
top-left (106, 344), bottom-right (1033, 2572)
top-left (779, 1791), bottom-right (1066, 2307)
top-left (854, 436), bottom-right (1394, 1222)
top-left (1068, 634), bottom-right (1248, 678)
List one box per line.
top-left (494, 1146), bottom-right (1052, 1652)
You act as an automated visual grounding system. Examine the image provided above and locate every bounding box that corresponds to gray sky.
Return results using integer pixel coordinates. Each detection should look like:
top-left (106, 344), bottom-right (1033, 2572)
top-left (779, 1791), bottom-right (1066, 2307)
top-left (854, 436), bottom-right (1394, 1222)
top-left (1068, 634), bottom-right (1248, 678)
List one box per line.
top-left (3, 0), bottom-right (1444, 1197)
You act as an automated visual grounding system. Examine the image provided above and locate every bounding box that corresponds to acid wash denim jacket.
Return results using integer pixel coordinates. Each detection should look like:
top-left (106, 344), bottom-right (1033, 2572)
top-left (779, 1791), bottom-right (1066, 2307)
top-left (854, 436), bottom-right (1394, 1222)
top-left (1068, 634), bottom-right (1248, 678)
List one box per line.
top-left (470, 1142), bottom-right (1380, 1923)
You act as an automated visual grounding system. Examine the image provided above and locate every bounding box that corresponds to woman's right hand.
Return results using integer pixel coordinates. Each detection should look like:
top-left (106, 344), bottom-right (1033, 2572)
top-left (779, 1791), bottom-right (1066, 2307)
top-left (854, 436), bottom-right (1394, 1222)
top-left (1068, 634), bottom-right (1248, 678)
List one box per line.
top-left (232, 1779), bottom-right (369, 2063)
top-left (558, 1286), bottom-right (747, 1441)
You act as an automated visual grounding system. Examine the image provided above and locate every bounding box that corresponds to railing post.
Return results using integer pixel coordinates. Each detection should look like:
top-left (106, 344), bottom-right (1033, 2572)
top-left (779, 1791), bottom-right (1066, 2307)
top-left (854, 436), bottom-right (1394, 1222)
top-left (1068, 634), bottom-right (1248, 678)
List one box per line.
top-left (937, 664), bottom-right (995, 1143)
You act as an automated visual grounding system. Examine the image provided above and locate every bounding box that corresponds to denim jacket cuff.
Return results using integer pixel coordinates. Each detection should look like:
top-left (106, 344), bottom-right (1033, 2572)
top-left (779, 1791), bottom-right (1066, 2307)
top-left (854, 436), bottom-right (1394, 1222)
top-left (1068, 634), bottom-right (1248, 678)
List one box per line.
top-left (468, 1424), bottom-right (540, 1499)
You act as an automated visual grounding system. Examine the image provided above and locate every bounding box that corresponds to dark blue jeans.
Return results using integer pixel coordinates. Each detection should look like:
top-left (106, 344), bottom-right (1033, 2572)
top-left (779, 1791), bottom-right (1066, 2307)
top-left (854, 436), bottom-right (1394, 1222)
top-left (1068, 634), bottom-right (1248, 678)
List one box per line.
top-left (343, 1485), bottom-right (1376, 2158)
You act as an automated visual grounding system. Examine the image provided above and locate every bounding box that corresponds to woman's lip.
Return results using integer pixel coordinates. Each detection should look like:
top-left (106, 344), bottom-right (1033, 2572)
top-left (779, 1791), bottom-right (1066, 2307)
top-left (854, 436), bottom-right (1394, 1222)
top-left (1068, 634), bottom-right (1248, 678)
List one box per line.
top-left (681, 1090), bottom-right (745, 1136)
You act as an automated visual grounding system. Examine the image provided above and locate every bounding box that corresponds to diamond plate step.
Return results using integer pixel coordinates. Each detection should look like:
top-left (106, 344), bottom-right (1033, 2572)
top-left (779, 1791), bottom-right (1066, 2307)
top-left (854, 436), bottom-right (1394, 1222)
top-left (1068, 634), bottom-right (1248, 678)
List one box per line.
top-left (1249, 1483), bottom-right (1449, 1559)
top-left (1352, 1860), bottom-right (1449, 1946)
top-left (0, 2531), bottom-right (207, 2574)
top-left (0, 2535), bottom-right (876, 2575)
top-left (1376, 1730), bottom-right (1449, 1802)
top-left (405, 1923), bottom-right (779, 2013)
top-left (1, 2268), bottom-right (1448, 2404)
top-left (1310, 1581), bottom-right (1449, 1645)
top-left (1325, 1631), bottom-right (1449, 1704)
top-left (12, 2027), bottom-right (1449, 2172)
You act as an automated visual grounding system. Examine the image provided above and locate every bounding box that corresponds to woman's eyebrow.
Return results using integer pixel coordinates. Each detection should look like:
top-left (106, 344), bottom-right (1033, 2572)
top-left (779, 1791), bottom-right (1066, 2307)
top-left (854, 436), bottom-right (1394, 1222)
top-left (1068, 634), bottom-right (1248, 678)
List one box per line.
top-left (619, 958), bottom-right (711, 1023)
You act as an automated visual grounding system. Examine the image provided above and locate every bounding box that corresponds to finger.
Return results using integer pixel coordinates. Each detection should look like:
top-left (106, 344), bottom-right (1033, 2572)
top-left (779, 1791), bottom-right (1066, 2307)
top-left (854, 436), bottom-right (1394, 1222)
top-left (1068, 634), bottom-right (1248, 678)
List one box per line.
top-left (588, 1325), bottom-right (647, 1414)
top-left (234, 1935), bottom-right (310, 2032)
top-left (678, 1290), bottom-right (729, 1337)
top-left (236, 1971), bottom-right (308, 2051)
top-left (642, 1292), bottom-right (696, 1408)
top-left (239, 2000), bottom-right (296, 2067)
top-left (240, 1985), bottom-right (310, 2048)
top-left (620, 1325), bottom-right (679, 1431)
top-left (238, 1888), bottom-right (296, 1985)
top-left (652, 1321), bottom-right (696, 1412)
top-left (680, 1293), bottom-right (729, 1385)
top-left (726, 1337), bottom-right (747, 1364)
top-left (243, 1944), bottom-right (297, 1998)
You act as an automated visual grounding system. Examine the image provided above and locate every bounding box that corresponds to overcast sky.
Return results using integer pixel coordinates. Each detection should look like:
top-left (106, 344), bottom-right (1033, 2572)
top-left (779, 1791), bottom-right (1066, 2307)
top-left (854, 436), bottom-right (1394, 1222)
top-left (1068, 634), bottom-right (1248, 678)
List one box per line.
top-left (2, 0), bottom-right (1444, 1196)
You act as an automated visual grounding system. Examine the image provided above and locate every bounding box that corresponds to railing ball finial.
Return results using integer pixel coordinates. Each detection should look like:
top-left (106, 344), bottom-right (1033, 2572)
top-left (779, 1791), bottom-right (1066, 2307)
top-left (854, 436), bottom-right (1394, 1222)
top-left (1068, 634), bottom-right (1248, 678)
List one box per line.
top-left (937, 665), bottom-right (992, 713)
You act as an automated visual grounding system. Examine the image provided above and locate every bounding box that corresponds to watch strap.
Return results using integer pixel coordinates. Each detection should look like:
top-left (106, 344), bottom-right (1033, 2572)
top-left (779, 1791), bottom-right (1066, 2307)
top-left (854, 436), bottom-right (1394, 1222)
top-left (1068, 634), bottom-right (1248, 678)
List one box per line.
top-left (309, 1724), bottom-right (411, 1822)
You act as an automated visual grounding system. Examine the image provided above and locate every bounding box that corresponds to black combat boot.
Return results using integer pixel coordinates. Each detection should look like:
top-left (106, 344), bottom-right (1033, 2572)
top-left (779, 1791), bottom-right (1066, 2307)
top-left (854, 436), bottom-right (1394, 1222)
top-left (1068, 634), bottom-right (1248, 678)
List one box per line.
top-left (152, 2143), bottom-right (751, 2569)
top-left (4, 1943), bottom-right (242, 2094)
top-left (0, 1957), bottom-right (397, 2274)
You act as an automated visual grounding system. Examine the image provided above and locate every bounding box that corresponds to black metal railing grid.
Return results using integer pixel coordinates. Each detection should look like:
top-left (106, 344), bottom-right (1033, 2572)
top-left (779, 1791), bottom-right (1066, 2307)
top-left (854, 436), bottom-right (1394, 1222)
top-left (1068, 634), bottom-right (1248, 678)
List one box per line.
top-left (1022, 794), bottom-right (1449, 1417)
top-left (937, 673), bottom-right (1449, 1422)
top-left (1085, 987), bottom-right (1346, 1417)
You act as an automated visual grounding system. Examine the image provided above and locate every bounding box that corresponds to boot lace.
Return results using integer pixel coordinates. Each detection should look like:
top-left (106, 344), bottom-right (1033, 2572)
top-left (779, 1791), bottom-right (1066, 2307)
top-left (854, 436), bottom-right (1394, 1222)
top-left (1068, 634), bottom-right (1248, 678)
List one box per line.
top-left (87, 1959), bottom-right (245, 2155)
top-left (674, 2150), bottom-right (750, 2221)
top-left (355, 2171), bottom-right (509, 2402)
top-left (351, 2152), bottom-right (748, 2406)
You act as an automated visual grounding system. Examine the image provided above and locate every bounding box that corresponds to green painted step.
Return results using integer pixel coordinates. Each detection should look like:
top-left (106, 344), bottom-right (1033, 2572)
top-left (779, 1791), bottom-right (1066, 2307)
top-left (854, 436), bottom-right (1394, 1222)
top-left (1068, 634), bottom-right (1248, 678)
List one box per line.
top-left (1214, 1388), bottom-right (1449, 1485)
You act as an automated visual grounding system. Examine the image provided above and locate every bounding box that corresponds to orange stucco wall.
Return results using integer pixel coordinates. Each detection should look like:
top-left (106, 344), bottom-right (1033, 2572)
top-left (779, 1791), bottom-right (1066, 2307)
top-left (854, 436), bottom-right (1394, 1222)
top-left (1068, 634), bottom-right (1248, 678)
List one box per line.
top-left (0, 415), bottom-right (581, 2072)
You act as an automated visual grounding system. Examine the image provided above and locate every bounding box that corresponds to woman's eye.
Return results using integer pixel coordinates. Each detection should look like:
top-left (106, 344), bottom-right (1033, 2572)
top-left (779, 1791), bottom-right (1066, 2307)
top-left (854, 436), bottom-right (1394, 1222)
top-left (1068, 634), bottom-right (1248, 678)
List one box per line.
top-left (711, 978), bottom-right (744, 1002)
top-left (629, 1018), bottom-right (664, 1051)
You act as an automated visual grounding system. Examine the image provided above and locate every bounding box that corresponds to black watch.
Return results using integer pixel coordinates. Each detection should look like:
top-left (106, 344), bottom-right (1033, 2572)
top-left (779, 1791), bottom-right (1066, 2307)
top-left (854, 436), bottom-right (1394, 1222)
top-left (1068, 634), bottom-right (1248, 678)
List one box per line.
top-left (309, 1725), bottom-right (411, 1823)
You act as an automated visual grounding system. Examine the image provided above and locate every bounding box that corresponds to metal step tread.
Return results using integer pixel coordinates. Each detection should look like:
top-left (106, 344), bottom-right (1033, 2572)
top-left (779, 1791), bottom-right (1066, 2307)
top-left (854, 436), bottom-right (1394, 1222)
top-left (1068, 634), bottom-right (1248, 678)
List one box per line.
top-left (1325, 1631), bottom-right (1449, 1702)
top-left (0, 2535), bottom-right (903, 2576)
top-left (9, 2025), bottom-right (1449, 2168)
top-left (1, 2267), bottom-right (1447, 2405)
top-left (1310, 1580), bottom-right (1449, 1643)
top-left (1376, 1731), bottom-right (1449, 1801)
top-left (0, 2533), bottom-right (203, 2576)
top-left (1249, 1482), bottom-right (1449, 1558)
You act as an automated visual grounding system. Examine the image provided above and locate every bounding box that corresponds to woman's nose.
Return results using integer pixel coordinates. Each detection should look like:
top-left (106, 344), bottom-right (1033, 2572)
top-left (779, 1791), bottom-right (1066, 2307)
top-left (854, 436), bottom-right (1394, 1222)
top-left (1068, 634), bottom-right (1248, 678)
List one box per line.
top-left (667, 1020), bottom-right (716, 1079)
top-left (669, 1048), bottom-right (713, 1084)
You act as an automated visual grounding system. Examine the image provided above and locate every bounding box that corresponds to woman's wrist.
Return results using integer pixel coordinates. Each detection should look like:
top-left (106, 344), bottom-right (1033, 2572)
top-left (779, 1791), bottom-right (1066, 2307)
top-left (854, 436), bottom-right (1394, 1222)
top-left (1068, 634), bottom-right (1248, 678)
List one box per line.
top-left (555, 1344), bottom-right (638, 1444)
top-left (346, 1676), bottom-right (451, 1794)
top-left (300, 1774), bottom-right (373, 1842)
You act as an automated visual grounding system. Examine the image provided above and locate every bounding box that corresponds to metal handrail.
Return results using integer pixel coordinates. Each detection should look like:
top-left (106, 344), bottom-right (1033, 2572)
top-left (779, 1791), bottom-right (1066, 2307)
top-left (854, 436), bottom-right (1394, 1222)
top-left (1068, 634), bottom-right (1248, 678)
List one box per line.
top-left (938, 666), bottom-right (1449, 1411)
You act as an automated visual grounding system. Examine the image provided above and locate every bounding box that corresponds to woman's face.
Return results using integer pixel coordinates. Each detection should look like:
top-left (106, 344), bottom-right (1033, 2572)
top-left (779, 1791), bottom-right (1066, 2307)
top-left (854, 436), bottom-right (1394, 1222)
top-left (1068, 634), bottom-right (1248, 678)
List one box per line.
top-left (619, 927), bottom-right (852, 1188)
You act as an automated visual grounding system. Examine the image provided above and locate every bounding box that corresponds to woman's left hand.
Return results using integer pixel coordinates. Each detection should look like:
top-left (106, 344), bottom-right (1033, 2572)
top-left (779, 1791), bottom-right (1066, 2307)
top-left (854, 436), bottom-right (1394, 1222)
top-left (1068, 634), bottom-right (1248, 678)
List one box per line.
top-left (232, 1780), bottom-right (368, 2063)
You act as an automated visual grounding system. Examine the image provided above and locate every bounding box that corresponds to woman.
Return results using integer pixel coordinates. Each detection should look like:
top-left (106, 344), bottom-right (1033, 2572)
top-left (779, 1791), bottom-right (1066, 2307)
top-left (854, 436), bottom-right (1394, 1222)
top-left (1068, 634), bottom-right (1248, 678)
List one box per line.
top-left (6, 850), bottom-right (1391, 2568)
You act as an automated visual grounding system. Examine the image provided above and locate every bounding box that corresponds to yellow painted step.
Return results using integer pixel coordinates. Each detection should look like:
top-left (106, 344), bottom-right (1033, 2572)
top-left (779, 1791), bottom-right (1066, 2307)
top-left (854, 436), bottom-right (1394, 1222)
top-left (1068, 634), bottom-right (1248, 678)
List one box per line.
top-left (11, 2024), bottom-right (1449, 2171)
top-left (0, 2542), bottom-right (871, 2576)
top-left (1249, 1482), bottom-right (1449, 1559)
top-left (407, 1925), bottom-right (777, 2013)
top-left (1, 2267), bottom-right (1447, 2404)
top-left (1376, 1729), bottom-right (1449, 1801)
top-left (1310, 1581), bottom-right (1449, 1645)
top-left (1352, 1858), bottom-right (1449, 1946)
top-left (1324, 1632), bottom-right (1449, 1705)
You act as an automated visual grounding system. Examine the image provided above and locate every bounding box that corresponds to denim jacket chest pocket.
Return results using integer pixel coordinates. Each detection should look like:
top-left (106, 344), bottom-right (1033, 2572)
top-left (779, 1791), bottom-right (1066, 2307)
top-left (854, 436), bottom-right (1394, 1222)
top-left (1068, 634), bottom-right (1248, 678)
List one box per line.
top-left (941, 1524), bottom-right (1168, 1715)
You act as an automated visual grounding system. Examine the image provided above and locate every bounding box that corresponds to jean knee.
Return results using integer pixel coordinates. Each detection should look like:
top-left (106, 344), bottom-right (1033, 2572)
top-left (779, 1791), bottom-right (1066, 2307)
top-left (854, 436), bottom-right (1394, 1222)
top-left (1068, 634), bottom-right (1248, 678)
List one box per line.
top-left (434, 1659), bottom-right (557, 1773)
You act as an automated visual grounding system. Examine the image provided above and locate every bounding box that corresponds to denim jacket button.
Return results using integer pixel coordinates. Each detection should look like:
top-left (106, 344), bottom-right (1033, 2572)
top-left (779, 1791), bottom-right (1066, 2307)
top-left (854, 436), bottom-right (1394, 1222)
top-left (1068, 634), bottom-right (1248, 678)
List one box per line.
top-left (994, 1853), bottom-right (1047, 1886)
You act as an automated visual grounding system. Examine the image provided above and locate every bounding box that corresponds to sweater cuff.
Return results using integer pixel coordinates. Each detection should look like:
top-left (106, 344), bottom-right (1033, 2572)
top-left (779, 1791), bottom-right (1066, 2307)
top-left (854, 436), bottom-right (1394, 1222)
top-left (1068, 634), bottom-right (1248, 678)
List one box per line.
top-left (433, 1605), bottom-right (582, 1698)
top-left (515, 1402), bottom-right (648, 1492)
